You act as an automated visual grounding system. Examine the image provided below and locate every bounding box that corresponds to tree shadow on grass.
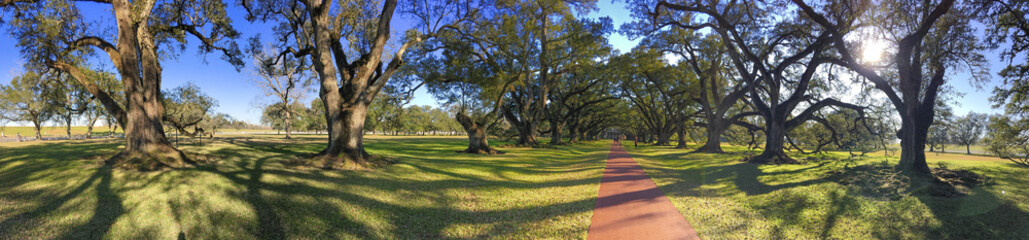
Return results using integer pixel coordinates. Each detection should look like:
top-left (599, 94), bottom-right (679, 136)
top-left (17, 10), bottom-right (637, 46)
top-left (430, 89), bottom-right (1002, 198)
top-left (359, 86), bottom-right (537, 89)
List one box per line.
top-left (908, 167), bottom-right (1029, 239)
top-left (178, 137), bottom-right (607, 239)
top-left (0, 136), bottom-right (607, 239)
top-left (635, 145), bottom-right (1029, 239)
top-left (0, 164), bottom-right (123, 239)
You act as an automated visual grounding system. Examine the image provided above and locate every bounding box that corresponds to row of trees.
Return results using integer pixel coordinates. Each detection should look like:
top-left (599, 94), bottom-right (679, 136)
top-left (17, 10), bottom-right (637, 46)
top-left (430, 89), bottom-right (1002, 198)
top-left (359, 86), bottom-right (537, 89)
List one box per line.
top-left (3, 0), bottom-right (1029, 177)
top-left (0, 69), bottom-right (116, 140)
top-left (260, 96), bottom-right (462, 137)
top-left (601, 0), bottom-right (1029, 181)
top-left (0, 66), bottom-right (239, 142)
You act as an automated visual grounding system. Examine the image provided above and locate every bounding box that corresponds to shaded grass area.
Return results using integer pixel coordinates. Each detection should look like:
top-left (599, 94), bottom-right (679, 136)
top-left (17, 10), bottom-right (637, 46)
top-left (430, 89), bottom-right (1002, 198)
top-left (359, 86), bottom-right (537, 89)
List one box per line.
top-left (625, 142), bottom-right (1029, 239)
top-left (0, 135), bottom-right (608, 239)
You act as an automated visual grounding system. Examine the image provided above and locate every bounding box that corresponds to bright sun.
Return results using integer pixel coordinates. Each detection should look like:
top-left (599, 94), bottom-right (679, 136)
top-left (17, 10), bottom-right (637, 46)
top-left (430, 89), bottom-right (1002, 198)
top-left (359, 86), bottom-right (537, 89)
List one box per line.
top-left (861, 40), bottom-right (888, 63)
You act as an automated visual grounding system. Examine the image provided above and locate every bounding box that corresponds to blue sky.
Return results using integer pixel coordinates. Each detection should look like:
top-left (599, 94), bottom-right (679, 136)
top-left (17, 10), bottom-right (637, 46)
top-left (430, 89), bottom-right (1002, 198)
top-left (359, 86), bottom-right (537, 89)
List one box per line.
top-left (0, 0), bottom-right (1006, 126)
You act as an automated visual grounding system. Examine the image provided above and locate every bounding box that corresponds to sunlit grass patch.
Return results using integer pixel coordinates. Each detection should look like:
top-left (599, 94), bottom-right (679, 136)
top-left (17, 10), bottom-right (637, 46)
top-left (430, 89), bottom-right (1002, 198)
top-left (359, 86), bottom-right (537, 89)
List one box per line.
top-left (0, 135), bottom-right (608, 239)
top-left (626, 141), bottom-right (1029, 239)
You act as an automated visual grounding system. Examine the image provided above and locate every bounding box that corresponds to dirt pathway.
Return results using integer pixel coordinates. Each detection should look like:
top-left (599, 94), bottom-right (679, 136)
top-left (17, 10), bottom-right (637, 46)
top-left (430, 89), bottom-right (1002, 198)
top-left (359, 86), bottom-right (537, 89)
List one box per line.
top-left (587, 142), bottom-right (699, 240)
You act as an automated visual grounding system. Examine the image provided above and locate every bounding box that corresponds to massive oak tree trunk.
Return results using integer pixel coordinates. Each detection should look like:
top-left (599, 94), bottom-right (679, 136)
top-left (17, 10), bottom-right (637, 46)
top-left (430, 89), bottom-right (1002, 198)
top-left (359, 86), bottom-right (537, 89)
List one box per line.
top-left (695, 121), bottom-right (725, 153)
top-left (313, 97), bottom-right (372, 168)
top-left (749, 117), bottom-right (797, 164)
top-left (654, 130), bottom-right (672, 146)
top-left (791, 0), bottom-right (956, 180)
top-left (519, 125), bottom-right (539, 146)
top-left (107, 1), bottom-right (190, 170)
top-left (896, 106), bottom-right (933, 176)
top-left (675, 122), bottom-right (689, 149)
top-left (549, 121), bottom-right (564, 145)
top-left (503, 106), bottom-right (540, 146)
top-left (35, 0), bottom-right (194, 170)
top-left (455, 112), bottom-right (498, 154)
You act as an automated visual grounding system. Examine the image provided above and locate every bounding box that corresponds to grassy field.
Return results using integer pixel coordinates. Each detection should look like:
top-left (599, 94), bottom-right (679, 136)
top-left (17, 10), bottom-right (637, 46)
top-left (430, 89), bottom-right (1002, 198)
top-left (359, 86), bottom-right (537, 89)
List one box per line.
top-left (626, 142), bottom-right (1029, 239)
top-left (0, 135), bottom-right (608, 239)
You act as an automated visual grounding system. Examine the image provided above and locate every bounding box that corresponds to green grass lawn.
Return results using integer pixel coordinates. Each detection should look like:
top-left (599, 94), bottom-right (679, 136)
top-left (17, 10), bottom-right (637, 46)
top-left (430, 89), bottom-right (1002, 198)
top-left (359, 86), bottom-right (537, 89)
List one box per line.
top-left (625, 142), bottom-right (1029, 239)
top-left (0, 135), bottom-right (608, 239)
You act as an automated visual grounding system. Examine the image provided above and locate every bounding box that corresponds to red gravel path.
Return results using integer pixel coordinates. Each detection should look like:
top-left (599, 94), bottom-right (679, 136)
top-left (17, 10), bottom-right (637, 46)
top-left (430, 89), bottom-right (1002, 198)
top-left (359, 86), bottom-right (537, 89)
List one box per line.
top-left (587, 142), bottom-right (700, 240)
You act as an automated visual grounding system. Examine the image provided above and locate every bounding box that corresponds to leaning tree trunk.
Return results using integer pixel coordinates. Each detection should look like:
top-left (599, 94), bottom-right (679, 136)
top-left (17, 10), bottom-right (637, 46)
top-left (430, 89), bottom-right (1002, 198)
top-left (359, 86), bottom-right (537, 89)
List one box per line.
top-left (86, 117), bottom-right (98, 139)
top-left (455, 112), bottom-right (498, 154)
top-left (33, 120), bottom-right (42, 140)
top-left (749, 119), bottom-right (798, 164)
top-left (695, 121), bottom-right (725, 153)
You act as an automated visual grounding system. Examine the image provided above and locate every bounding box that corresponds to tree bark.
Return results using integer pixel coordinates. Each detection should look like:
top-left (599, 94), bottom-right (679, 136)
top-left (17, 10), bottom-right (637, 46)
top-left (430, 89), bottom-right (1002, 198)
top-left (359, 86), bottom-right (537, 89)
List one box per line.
top-left (654, 130), bottom-right (672, 146)
top-left (549, 121), bottom-right (565, 145)
top-left (896, 108), bottom-right (933, 177)
top-left (695, 121), bottom-right (725, 153)
top-left (284, 110), bottom-right (292, 139)
top-left (455, 112), bottom-right (498, 154)
top-left (749, 119), bottom-right (798, 164)
top-left (313, 101), bottom-right (371, 168)
top-left (33, 120), bottom-right (41, 140)
top-left (675, 122), bottom-right (689, 149)
top-left (65, 113), bottom-right (72, 139)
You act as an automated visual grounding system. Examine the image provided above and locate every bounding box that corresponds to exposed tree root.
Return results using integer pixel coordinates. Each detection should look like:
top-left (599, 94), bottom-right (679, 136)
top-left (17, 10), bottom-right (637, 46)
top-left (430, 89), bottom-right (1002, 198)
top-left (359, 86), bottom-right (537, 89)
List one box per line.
top-left (692, 144), bottom-right (725, 153)
top-left (826, 164), bottom-right (988, 199)
top-left (291, 151), bottom-right (396, 170)
top-left (745, 151), bottom-right (802, 164)
top-left (105, 145), bottom-right (197, 171)
top-left (457, 147), bottom-right (504, 155)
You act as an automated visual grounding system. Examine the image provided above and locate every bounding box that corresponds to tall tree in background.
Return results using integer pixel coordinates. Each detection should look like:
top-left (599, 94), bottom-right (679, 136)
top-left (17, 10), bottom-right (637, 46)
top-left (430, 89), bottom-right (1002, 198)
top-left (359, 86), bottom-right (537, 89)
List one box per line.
top-left (926, 106), bottom-right (954, 152)
top-left (81, 70), bottom-right (122, 138)
top-left (2, 0), bottom-right (244, 169)
top-left (243, 0), bottom-right (471, 168)
top-left (951, 112), bottom-right (988, 154)
top-left (794, 0), bottom-right (988, 177)
top-left (497, 0), bottom-right (602, 147)
top-left (644, 29), bottom-right (756, 153)
top-left (413, 43), bottom-right (510, 153)
top-left (163, 83), bottom-right (218, 137)
top-left (613, 48), bottom-right (696, 147)
top-left (0, 71), bottom-right (55, 140)
top-left (985, 115), bottom-right (1029, 166)
top-left (301, 98), bottom-right (327, 134)
top-left (549, 63), bottom-right (618, 145)
top-left (647, 1), bottom-right (865, 163)
top-left (261, 102), bottom-right (305, 134)
top-left (49, 73), bottom-right (90, 139)
top-left (976, 0), bottom-right (1029, 166)
top-left (250, 47), bottom-right (310, 139)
